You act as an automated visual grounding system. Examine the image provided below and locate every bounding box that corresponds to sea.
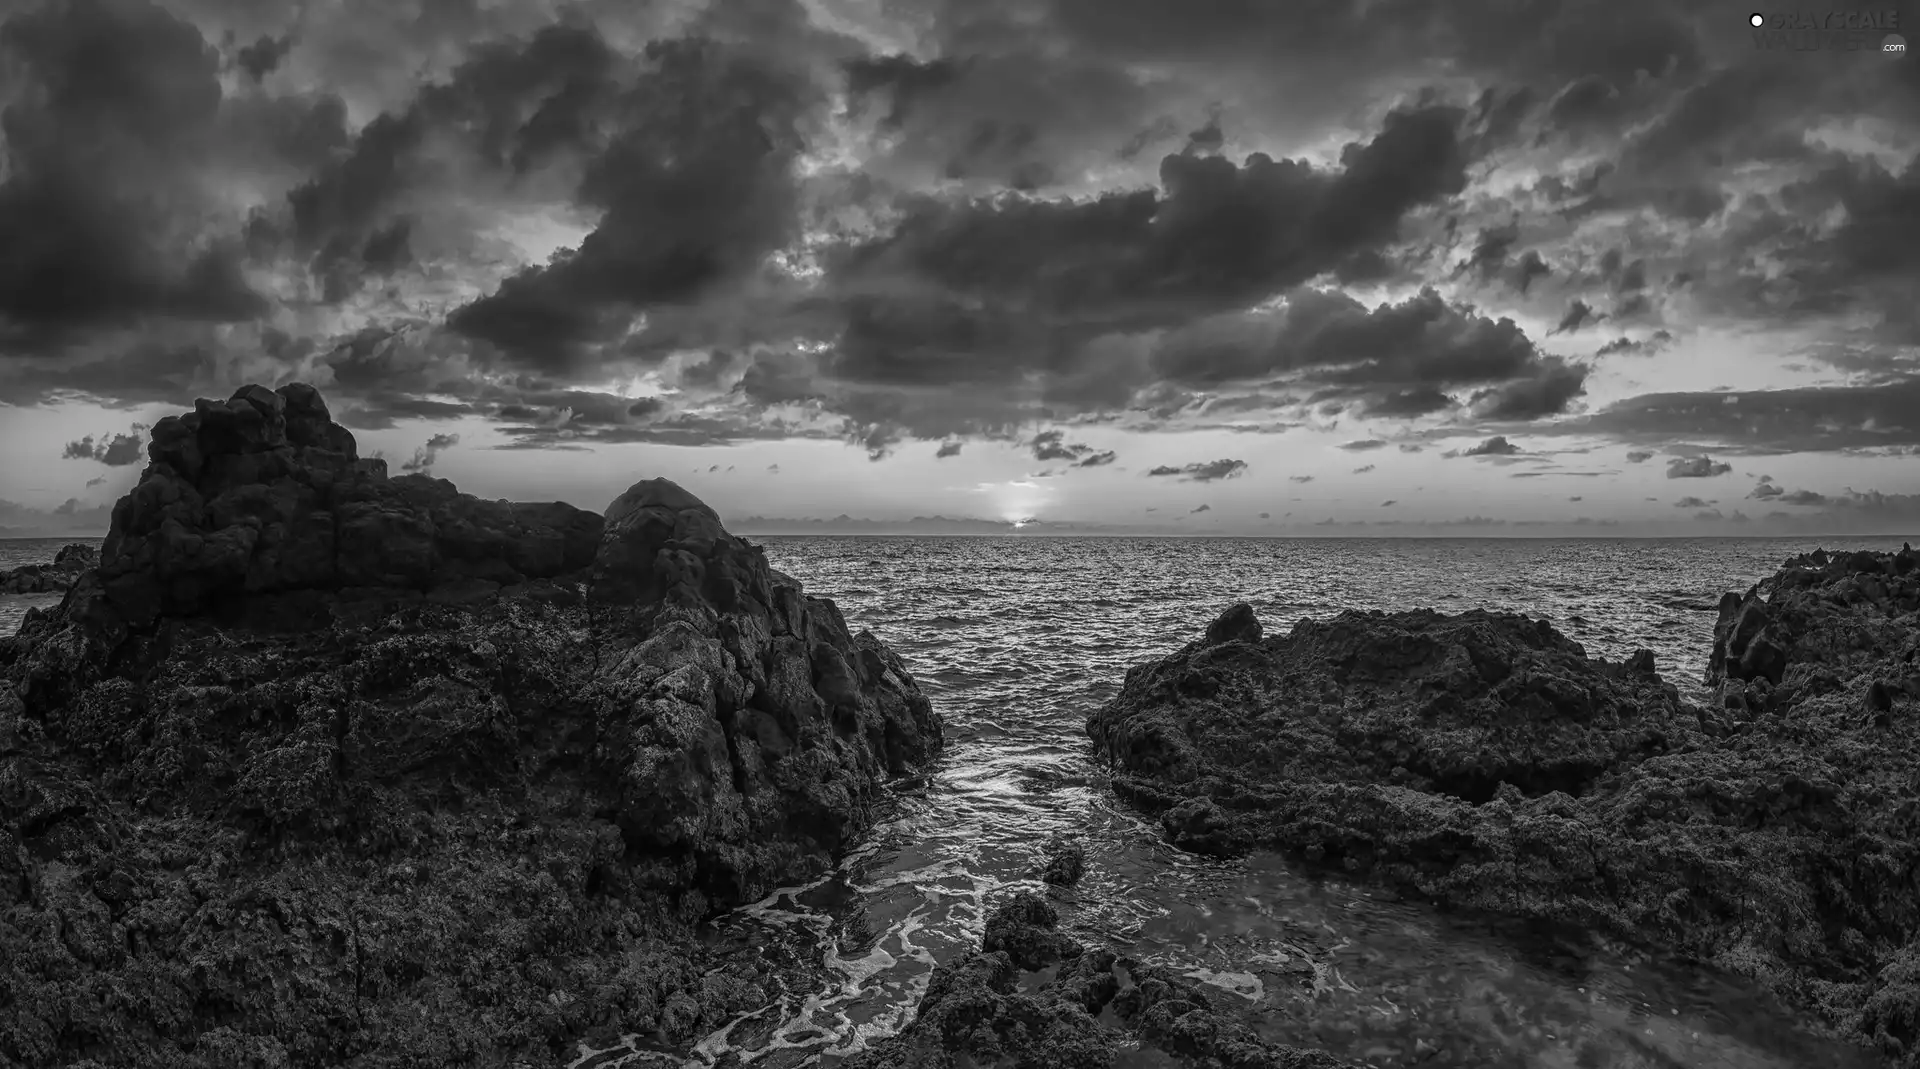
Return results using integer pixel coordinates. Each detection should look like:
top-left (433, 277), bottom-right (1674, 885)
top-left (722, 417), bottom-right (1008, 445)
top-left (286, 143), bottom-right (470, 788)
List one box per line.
top-left (4, 533), bottom-right (1915, 1068)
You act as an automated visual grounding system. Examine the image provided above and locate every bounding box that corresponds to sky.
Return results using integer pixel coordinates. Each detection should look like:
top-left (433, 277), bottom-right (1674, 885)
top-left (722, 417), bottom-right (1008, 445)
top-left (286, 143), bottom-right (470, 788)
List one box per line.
top-left (2, 0), bottom-right (1919, 537)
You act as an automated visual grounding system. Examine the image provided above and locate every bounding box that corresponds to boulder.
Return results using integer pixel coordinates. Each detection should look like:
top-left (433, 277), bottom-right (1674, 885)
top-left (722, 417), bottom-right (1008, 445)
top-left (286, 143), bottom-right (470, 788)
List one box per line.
top-left (0, 383), bottom-right (943, 1068)
top-left (0, 542), bottom-right (98, 594)
top-left (845, 892), bottom-right (1354, 1069)
top-left (1089, 558), bottom-right (1920, 1064)
top-left (71, 383), bottom-right (602, 639)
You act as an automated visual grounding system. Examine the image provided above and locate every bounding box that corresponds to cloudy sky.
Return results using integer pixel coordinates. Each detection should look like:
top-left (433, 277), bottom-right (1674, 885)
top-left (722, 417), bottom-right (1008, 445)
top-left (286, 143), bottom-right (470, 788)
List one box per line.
top-left (2, 0), bottom-right (1919, 536)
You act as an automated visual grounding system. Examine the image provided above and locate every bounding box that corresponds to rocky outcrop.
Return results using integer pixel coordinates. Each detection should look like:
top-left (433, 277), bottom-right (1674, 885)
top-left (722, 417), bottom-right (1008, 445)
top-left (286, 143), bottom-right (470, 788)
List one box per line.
top-left (0, 384), bottom-right (942, 1068)
top-left (0, 542), bottom-right (96, 594)
top-left (1088, 559), bottom-right (1920, 1065)
top-left (845, 892), bottom-right (1353, 1069)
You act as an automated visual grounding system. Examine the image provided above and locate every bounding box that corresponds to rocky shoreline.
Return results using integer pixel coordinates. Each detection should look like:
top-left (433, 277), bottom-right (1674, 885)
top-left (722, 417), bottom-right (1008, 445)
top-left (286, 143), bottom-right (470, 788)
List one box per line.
top-left (0, 542), bottom-right (98, 595)
top-left (0, 384), bottom-right (941, 1067)
top-left (1085, 544), bottom-right (1920, 1066)
top-left (5, 381), bottom-right (1917, 1068)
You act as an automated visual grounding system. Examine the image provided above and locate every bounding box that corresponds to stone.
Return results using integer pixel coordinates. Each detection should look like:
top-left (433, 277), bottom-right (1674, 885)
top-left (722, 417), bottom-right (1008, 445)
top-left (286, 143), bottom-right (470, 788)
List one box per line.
top-left (1088, 549), bottom-right (1920, 1064)
top-left (845, 893), bottom-right (1355, 1069)
top-left (0, 543), bottom-right (97, 595)
top-left (0, 383), bottom-right (944, 1068)
top-left (1203, 601), bottom-right (1262, 646)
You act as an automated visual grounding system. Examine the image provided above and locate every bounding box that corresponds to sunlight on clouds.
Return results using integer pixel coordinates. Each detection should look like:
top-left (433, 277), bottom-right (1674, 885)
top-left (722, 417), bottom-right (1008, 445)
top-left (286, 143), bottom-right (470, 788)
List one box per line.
top-left (973, 478), bottom-right (1057, 522)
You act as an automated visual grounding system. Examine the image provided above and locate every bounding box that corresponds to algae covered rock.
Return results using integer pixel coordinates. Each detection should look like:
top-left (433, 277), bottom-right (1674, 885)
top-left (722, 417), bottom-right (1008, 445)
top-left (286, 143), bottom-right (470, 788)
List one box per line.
top-left (1089, 558), bottom-right (1920, 1065)
top-left (0, 383), bottom-right (943, 1068)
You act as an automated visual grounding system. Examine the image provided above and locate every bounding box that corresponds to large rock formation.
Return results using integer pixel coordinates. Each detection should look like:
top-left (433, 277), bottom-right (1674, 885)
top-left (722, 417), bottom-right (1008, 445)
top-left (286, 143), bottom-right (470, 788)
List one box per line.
top-left (845, 892), bottom-right (1354, 1069)
top-left (1088, 570), bottom-right (1920, 1064)
top-left (0, 384), bottom-right (942, 1068)
top-left (0, 542), bottom-right (96, 594)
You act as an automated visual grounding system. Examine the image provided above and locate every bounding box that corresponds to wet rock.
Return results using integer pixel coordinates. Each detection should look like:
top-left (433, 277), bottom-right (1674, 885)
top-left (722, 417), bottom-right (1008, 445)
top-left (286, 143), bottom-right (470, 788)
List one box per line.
top-left (1090, 550), bottom-right (1920, 1065)
top-left (846, 893), bottom-right (1353, 1069)
top-left (1038, 835), bottom-right (1087, 887)
top-left (0, 384), bottom-right (943, 1068)
top-left (0, 542), bottom-right (97, 594)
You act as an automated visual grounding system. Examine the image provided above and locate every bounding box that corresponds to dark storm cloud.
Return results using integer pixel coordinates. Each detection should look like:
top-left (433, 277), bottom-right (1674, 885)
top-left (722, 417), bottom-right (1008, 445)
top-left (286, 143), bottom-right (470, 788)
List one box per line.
top-left (1561, 377), bottom-right (1920, 453)
top-left (1149, 287), bottom-right (1572, 421)
top-left (234, 32), bottom-right (294, 82)
top-left (1667, 455), bottom-right (1732, 478)
top-left (61, 427), bottom-right (148, 467)
top-left (1596, 330), bottom-right (1673, 357)
top-left (832, 102), bottom-right (1472, 359)
top-left (1030, 429), bottom-right (1115, 467)
top-left (0, 0), bottom-right (267, 348)
top-left (1548, 299), bottom-right (1604, 335)
top-left (1146, 459), bottom-right (1247, 482)
top-left (936, 441), bottom-right (963, 458)
top-left (446, 37), bottom-right (823, 370)
top-left (1459, 435), bottom-right (1522, 457)
top-left (1468, 358), bottom-right (1588, 421)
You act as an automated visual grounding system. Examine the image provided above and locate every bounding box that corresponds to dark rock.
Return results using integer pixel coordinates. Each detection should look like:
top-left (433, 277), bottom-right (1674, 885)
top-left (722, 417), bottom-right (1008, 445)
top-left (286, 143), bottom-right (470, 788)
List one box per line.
top-left (70, 383), bottom-right (604, 638)
top-left (845, 893), bottom-right (1354, 1069)
top-left (1625, 648), bottom-right (1656, 675)
top-left (1090, 551), bottom-right (1920, 1064)
top-left (1203, 601), bottom-right (1262, 646)
top-left (0, 542), bottom-right (97, 595)
top-left (0, 384), bottom-right (943, 1068)
top-left (1038, 835), bottom-right (1086, 886)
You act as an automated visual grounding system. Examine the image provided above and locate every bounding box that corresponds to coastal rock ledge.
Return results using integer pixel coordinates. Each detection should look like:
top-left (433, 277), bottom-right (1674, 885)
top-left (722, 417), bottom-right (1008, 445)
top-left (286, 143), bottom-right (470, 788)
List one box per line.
top-left (1087, 548), bottom-right (1920, 1065)
top-left (0, 383), bottom-right (942, 1068)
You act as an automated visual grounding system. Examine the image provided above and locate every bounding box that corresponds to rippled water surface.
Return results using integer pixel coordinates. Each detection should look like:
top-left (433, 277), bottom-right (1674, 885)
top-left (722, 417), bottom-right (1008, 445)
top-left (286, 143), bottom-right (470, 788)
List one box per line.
top-left (581, 535), bottom-right (1907, 1069)
top-left (0, 537), bottom-right (94, 634)
top-left (5, 534), bottom-right (1910, 1067)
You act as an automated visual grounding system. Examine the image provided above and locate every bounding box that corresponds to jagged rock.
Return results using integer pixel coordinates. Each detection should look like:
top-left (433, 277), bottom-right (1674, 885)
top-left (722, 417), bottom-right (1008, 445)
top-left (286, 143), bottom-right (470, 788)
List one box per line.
top-left (846, 892), bottom-right (1354, 1069)
top-left (0, 383), bottom-right (943, 1068)
top-left (0, 542), bottom-right (97, 594)
top-left (1038, 835), bottom-right (1086, 887)
top-left (71, 383), bottom-right (602, 640)
top-left (1090, 556), bottom-right (1920, 1066)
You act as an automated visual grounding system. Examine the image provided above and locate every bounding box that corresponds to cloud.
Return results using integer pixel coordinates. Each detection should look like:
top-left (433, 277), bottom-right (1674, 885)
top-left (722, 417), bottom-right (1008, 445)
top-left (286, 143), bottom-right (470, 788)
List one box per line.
top-left (1596, 329), bottom-right (1674, 357)
top-left (1548, 299), bottom-right (1605, 335)
top-left (1352, 464), bottom-right (1376, 474)
top-left (1666, 455), bottom-right (1732, 478)
top-left (1030, 429), bottom-right (1117, 467)
top-left (936, 441), bottom-right (963, 458)
top-left (1625, 450), bottom-right (1655, 463)
top-left (1380, 499), bottom-right (1397, 507)
top-left (1149, 287), bottom-right (1578, 421)
top-left (1779, 489), bottom-right (1830, 506)
top-left (1460, 435), bottom-right (1522, 457)
top-left (1289, 474), bottom-right (1315, 483)
top-left (400, 432), bottom-right (462, 473)
top-left (1190, 503), bottom-right (1211, 514)
top-left (1145, 458), bottom-right (1248, 482)
top-left (1339, 439), bottom-right (1388, 451)
top-left (1673, 495), bottom-right (1710, 508)
top-left (61, 427), bottom-right (148, 466)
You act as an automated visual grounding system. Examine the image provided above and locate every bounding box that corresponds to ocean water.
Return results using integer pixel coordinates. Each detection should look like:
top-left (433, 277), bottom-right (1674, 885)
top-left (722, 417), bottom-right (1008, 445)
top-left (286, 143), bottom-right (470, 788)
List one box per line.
top-left (6, 534), bottom-right (1914, 1067)
top-left (592, 535), bottom-right (1911, 1069)
top-left (0, 537), bottom-right (99, 634)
